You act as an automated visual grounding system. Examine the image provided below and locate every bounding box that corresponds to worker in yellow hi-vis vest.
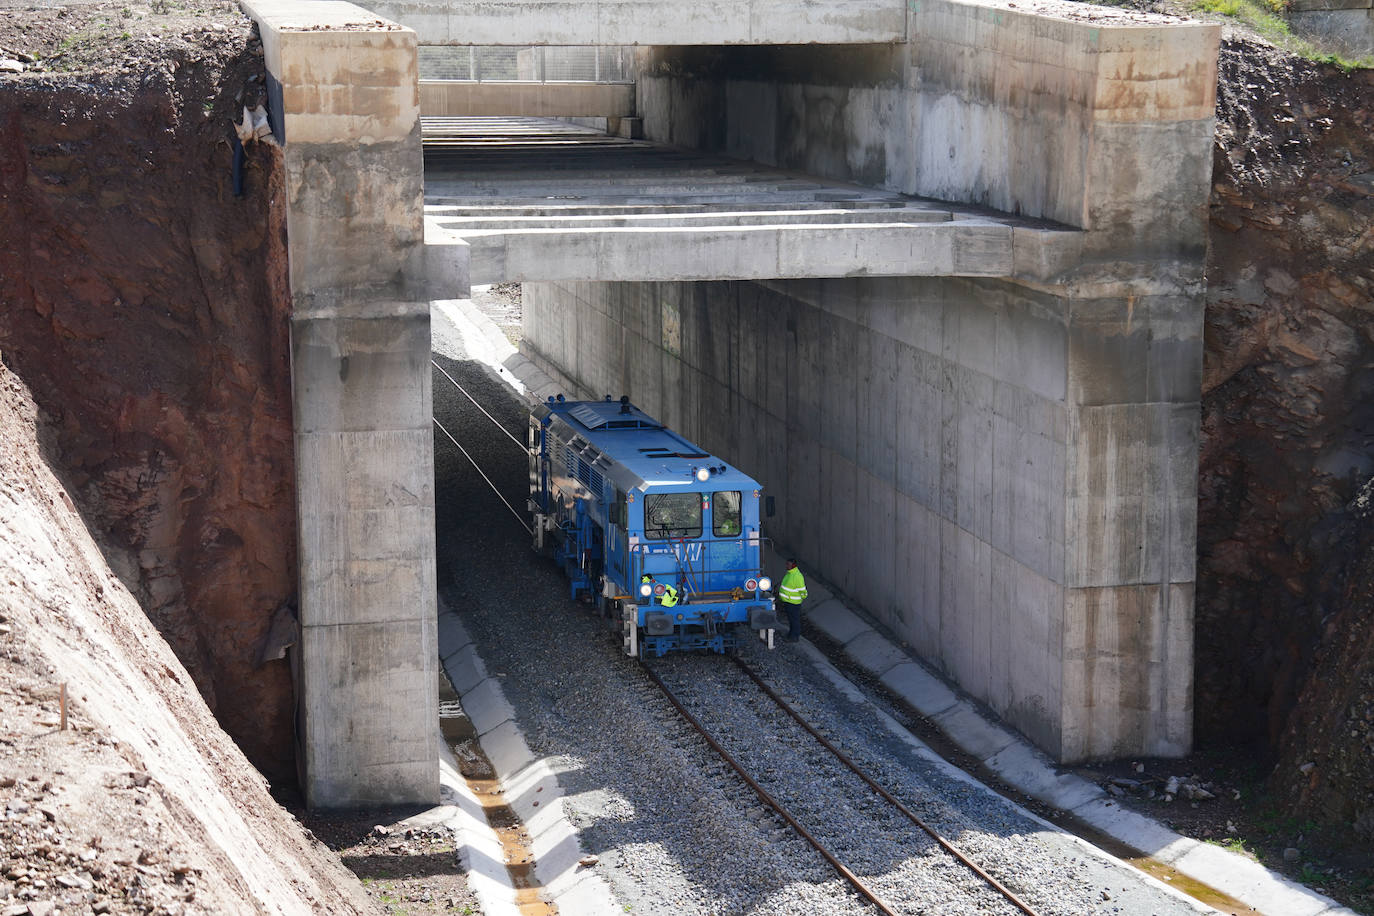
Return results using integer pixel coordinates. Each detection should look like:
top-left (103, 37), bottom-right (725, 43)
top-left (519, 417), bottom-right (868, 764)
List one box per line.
top-left (643, 573), bottom-right (679, 608)
top-left (778, 559), bottom-right (807, 642)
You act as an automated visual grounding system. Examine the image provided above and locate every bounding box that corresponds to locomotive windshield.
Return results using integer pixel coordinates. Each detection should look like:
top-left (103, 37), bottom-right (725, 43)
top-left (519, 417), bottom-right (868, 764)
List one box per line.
top-left (644, 492), bottom-right (702, 539)
top-left (713, 491), bottom-right (742, 536)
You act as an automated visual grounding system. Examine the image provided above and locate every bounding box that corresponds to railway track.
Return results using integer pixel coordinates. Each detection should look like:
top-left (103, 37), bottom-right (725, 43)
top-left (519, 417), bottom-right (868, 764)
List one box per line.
top-left (640, 655), bottom-right (1043, 916)
top-left (430, 349), bottom-right (1216, 916)
top-left (431, 352), bottom-right (1040, 915)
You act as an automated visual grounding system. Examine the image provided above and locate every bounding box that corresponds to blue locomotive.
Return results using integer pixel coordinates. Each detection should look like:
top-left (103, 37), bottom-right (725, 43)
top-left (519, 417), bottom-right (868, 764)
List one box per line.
top-left (529, 395), bottom-right (780, 657)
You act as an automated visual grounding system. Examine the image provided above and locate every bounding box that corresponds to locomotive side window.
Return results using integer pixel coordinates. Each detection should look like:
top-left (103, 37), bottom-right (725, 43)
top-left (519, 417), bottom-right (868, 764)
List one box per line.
top-left (713, 491), bottom-right (742, 536)
top-left (644, 492), bottom-right (702, 539)
top-left (610, 490), bottom-right (627, 528)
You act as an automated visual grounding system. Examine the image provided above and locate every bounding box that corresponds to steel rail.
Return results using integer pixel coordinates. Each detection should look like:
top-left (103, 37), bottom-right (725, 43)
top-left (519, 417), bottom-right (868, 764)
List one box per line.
top-left (638, 660), bottom-right (900, 916)
top-left (730, 656), bottom-right (1042, 916)
top-left (432, 359), bottom-right (527, 454)
top-left (433, 416), bottom-right (533, 536)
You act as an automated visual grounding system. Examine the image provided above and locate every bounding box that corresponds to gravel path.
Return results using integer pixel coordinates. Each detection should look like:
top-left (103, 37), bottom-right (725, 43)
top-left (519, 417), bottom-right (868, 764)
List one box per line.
top-left (430, 302), bottom-right (1215, 916)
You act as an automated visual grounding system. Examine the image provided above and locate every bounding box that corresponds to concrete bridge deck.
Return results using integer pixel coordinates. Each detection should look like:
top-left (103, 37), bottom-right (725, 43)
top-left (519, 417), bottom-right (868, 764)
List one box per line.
top-left (424, 117), bottom-right (1059, 286)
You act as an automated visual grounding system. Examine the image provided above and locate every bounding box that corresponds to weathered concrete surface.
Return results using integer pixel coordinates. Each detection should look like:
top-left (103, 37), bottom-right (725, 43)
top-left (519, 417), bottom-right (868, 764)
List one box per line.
top-left (242, 0), bottom-right (439, 807)
top-left (523, 276), bottom-right (1200, 762)
top-left (420, 80), bottom-right (635, 118)
top-left (516, 0), bottom-right (1217, 763)
top-left (361, 0), bottom-right (905, 46)
top-left (1289, 0), bottom-right (1374, 55)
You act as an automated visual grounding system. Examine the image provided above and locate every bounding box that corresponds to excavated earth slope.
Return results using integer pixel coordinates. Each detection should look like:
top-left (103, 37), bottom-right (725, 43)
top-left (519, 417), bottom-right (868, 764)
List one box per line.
top-left (0, 0), bottom-right (297, 782)
top-left (0, 361), bottom-right (376, 915)
top-left (1200, 38), bottom-right (1374, 835)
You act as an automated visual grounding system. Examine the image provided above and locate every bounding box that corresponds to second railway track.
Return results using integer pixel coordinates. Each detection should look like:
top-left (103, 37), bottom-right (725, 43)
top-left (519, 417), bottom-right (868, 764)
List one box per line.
top-left (641, 654), bottom-right (1043, 916)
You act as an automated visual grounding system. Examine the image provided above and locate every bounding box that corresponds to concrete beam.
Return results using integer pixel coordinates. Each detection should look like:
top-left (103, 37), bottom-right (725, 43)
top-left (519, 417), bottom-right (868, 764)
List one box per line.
top-left (420, 80), bottom-right (635, 118)
top-left (361, 0), bottom-right (906, 45)
top-left (444, 219), bottom-right (1020, 284)
top-left (242, 0), bottom-right (439, 809)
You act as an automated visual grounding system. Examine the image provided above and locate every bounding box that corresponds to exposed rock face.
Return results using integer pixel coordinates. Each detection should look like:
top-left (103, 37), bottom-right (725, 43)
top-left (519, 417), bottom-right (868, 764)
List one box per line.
top-left (1199, 38), bottom-right (1374, 828)
top-left (0, 28), bottom-right (296, 781)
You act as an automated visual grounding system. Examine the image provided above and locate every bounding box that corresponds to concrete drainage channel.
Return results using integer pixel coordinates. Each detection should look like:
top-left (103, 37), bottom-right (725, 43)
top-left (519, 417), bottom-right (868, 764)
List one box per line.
top-left (437, 605), bottom-right (619, 916)
top-left (439, 674), bottom-right (553, 915)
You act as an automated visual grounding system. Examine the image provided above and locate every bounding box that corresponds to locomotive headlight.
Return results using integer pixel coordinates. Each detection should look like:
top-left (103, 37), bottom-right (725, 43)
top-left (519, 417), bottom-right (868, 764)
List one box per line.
top-left (695, 467), bottom-right (710, 482)
top-left (654, 583), bottom-right (666, 596)
top-left (758, 577), bottom-right (772, 592)
top-left (745, 578), bottom-right (758, 592)
top-left (639, 583), bottom-right (652, 598)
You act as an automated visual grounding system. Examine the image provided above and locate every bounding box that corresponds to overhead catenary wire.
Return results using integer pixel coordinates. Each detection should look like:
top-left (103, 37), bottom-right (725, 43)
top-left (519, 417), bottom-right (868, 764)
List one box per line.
top-left (432, 359), bottom-right (526, 454)
top-left (432, 416), bottom-right (532, 536)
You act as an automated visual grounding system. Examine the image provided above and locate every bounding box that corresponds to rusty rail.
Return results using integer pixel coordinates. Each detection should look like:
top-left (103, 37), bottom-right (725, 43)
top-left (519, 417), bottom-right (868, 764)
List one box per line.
top-left (730, 656), bottom-right (1042, 916)
top-left (638, 660), bottom-right (901, 916)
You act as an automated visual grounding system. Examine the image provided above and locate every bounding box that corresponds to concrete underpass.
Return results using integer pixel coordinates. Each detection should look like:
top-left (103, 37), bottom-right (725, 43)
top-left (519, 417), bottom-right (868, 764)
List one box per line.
top-left (239, 0), bottom-right (1220, 813)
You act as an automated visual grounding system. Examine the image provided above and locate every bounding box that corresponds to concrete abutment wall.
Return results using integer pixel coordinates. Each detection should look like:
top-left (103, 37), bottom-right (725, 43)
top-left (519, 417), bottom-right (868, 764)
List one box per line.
top-left (242, 0), bottom-right (440, 807)
top-left (524, 274), bottom-right (1197, 762)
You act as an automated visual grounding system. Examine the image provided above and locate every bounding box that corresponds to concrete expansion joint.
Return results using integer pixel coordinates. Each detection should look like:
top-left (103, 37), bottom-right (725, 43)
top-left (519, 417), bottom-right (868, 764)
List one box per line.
top-left (291, 299), bottom-right (434, 321)
top-left (301, 617), bottom-right (432, 630)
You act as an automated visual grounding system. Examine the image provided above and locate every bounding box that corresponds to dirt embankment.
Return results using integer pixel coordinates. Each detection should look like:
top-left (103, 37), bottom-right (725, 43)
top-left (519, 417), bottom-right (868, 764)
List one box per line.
top-left (0, 0), bottom-right (296, 782)
top-left (0, 361), bottom-right (376, 915)
top-left (1199, 38), bottom-right (1374, 833)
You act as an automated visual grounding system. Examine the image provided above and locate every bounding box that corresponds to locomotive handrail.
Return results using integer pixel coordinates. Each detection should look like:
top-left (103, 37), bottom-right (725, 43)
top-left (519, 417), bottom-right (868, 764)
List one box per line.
top-left (630, 542), bottom-right (766, 594)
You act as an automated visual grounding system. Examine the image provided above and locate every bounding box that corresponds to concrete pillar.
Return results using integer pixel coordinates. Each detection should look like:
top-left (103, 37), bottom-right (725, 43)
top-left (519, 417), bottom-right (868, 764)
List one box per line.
top-left (242, 0), bottom-right (438, 807)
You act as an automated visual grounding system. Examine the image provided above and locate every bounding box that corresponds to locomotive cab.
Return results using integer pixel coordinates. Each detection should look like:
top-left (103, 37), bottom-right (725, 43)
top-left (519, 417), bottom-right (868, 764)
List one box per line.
top-left (529, 396), bottom-right (779, 656)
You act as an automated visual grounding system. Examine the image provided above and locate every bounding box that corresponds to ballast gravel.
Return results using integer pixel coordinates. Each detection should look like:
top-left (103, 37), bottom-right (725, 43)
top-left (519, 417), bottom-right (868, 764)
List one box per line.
top-left (430, 304), bottom-right (1212, 916)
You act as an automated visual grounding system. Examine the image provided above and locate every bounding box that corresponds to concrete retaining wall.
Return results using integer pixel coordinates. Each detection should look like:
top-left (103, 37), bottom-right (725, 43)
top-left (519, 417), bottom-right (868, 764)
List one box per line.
top-left (1290, 0), bottom-right (1374, 55)
top-left (522, 276), bottom-right (1198, 762)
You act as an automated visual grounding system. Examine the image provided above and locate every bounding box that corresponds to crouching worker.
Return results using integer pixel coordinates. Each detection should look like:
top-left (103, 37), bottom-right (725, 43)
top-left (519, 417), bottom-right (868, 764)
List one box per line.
top-left (778, 559), bottom-right (807, 642)
top-left (641, 573), bottom-right (680, 607)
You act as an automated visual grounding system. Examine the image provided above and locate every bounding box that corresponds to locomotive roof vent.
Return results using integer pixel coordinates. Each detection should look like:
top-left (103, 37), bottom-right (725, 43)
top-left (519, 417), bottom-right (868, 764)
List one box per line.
top-left (568, 401), bottom-right (664, 431)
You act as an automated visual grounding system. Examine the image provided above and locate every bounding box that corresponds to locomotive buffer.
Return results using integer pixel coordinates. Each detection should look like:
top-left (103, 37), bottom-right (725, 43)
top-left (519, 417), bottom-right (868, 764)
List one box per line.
top-left (529, 395), bottom-right (781, 656)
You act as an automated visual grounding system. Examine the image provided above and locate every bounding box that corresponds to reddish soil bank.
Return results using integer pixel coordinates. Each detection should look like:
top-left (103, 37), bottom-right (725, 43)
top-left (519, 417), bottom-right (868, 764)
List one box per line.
top-left (0, 360), bottom-right (376, 916)
top-left (1199, 38), bottom-right (1374, 834)
top-left (0, 1), bottom-right (297, 783)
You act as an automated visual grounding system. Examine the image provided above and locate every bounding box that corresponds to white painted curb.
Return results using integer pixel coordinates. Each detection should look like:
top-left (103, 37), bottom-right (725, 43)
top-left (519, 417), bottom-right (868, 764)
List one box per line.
top-left (792, 569), bottom-right (1359, 916)
top-left (437, 604), bottom-right (620, 915)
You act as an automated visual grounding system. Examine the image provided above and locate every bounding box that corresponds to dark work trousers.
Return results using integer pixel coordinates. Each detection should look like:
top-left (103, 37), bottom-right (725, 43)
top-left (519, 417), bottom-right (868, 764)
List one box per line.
top-left (784, 601), bottom-right (801, 638)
